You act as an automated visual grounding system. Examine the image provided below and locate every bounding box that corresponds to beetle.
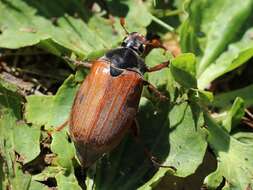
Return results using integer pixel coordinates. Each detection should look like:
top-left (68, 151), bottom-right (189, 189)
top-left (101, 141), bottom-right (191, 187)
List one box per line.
top-left (67, 19), bottom-right (170, 168)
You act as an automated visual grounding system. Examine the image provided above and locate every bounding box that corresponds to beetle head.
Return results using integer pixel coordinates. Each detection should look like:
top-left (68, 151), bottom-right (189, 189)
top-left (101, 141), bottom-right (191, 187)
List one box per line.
top-left (121, 32), bottom-right (147, 55)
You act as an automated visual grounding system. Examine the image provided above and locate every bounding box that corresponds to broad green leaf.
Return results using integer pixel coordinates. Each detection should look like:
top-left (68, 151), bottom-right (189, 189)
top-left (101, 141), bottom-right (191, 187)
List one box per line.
top-left (204, 164), bottom-right (223, 190)
top-left (179, 2), bottom-right (201, 54)
top-left (188, 89), bottom-right (214, 105)
top-left (145, 48), bottom-right (173, 94)
top-left (181, 0), bottom-right (253, 84)
top-left (212, 84), bottom-right (253, 109)
top-left (0, 80), bottom-right (22, 119)
top-left (0, 82), bottom-right (22, 188)
top-left (170, 53), bottom-right (197, 88)
top-left (197, 90), bottom-right (214, 104)
top-left (13, 123), bottom-right (41, 163)
top-left (0, 0), bottom-right (152, 59)
top-left (0, 81), bottom-right (46, 190)
top-left (172, 53), bottom-right (196, 76)
top-left (11, 164), bottom-right (47, 190)
top-left (56, 172), bottom-right (82, 190)
top-left (123, 1), bottom-right (153, 33)
top-left (29, 181), bottom-right (48, 190)
top-left (51, 131), bottom-right (75, 170)
top-left (198, 28), bottom-right (253, 89)
top-left (222, 97), bottom-right (245, 132)
top-left (0, 109), bottom-right (17, 189)
top-left (25, 75), bottom-right (78, 129)
top-left (32, 166), bottom-right (65, 181)
top-left (233, 132), bottom-right (253, 144)
top-left (196, 0), bottom-right (253, 75)
top-left (139, 102), bottom-right (208, 189)
top-left (144, 48), bottom-right (179, 103)
top-left (0, 0), bottom-right (112, 57)
top-left (204, 114), bottom-right (253, 190)
top-left (33, 166), bottom-right (81, 190)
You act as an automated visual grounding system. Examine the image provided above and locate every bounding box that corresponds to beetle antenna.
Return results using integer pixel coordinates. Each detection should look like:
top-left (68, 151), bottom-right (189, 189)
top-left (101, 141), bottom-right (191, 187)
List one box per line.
top-left (120, 17), bottom-right (129, 35)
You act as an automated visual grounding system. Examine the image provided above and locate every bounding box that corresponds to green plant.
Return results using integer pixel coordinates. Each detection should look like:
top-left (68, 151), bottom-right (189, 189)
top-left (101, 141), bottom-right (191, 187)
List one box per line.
top-left (1, 0), bottom-right (253, 189)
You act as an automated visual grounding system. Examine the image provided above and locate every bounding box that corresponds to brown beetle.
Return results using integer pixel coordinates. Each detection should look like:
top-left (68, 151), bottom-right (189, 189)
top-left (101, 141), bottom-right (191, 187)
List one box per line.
top-left (68, 20), bottom-right (170, 168)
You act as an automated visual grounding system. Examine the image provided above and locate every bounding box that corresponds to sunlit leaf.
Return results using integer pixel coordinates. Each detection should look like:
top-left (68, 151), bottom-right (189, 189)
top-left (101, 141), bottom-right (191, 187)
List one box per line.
top-left (0, 81), bottom-right (45, 189)
top-left (222, 97), bottom-right (245, 132)
top-left (198, 28), bottom-right (253, 89)
top-left (14, 123), bottom-right (41, 163)
top-left (212, 84), bottom-right (253, 109)
top-left (51, 131), bottom-right (75, 170)
top-left (197, 0), bottom-right (253, 75)
top-left (204, 114), bottom-right (253, 190)
top-left (170, 53), bottom-right (197, 88)
top-left (25, 75), bottom-right (78, 129)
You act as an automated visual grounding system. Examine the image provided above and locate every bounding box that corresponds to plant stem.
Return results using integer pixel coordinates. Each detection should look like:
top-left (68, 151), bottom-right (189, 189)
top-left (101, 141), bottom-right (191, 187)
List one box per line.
top-left (150, 15), bottom-right (174, 32)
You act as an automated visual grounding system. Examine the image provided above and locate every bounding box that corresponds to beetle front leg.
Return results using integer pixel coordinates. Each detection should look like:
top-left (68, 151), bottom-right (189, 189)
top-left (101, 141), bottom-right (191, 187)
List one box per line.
top-left (55, 120), bottom-right (69, 131)
top-left (146, 61), bottom-right (169, 72)
top-left (130, 119), bottom-right (176, 170)
top-left (47, 120), bottom-right (69, 137)
top-left (63, 56), bottom-right (92, 69)
top-left (144, 81), bottom-right (168, 101)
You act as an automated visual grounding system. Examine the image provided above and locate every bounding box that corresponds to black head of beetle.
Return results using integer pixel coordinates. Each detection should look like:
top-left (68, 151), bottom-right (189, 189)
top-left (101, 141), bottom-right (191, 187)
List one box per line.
top-left (121, 32), bottom-right (147, 55)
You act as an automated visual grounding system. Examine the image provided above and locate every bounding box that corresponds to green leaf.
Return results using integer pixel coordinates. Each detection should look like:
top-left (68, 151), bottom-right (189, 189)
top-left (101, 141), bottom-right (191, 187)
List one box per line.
top-left (0, 0), bottom-right (153, 59)
top-left (170, 53), bottom-right (197, 88)
top-left (144, 48), bottom-right (178, 102)
top-left (198, 28), bottom-right (253, 89)
top-left (233, 132), bottom-right (253, 144)
top-left (197, 90), bottom-right (214, 103)
top-left (25, 75), bottom-right (78, 129)
top-left (33, 165), bottom-right (82, 190)
top-left (29, 180), bottom-right (48, 190)
top-left (0, 82), bottom-right (22, 185)
top-left (181, 0), bottom-right (253, 85)
top-left (0, 0), bottom-right (112, 57)
top-left (51, 131), bottom-right (75, 170)
top-left (222, 97), bottom-right (245, 132)
top-left (145, 48), bottom-right (173, 90)
top-left (189, 89), bottom-right (214, 104)
top-left (139, 102), bottom-right (207, 189)
top-left (0, 80), bottom-right (22, 119)
top-left (204, 114), bottom-right (253, 190)
top-left (13, 123), bottom-right (41, 163)
top-left (196, 0), bottom-right (253, 75)
top-left (212, 84), bottom-right (253, 109)
top-left (179, 2), bottom-right (201, 54)
top-left (32, 166), bottom-right (65, 181)
top-left (56, 172), bottom-right (82, 190)
top-left (204, 164), bottom-right (223, 190)
top-left (10, 163), bottom-right (47, 190)
top-left (0, 80), bottom-right (46, 190)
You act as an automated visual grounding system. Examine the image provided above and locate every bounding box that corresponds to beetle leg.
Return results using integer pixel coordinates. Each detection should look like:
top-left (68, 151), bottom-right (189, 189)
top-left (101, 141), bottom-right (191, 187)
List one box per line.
top-left (146, 39), bottom-right (167, 51)
top-left (63, 56), bottom-right (92, 69)
top-left (143, 81), bottom-right (168, 101)
top-left (146, 61), bottom-right (169, 72)
top-left (47, 120), bottom-right (69, 137)
top-left (143, 37), bottom-right (167, 56)
top-left (130, 119), bottom-right (176, 170)
top-left (55, 120), bottom-right (69, 131)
